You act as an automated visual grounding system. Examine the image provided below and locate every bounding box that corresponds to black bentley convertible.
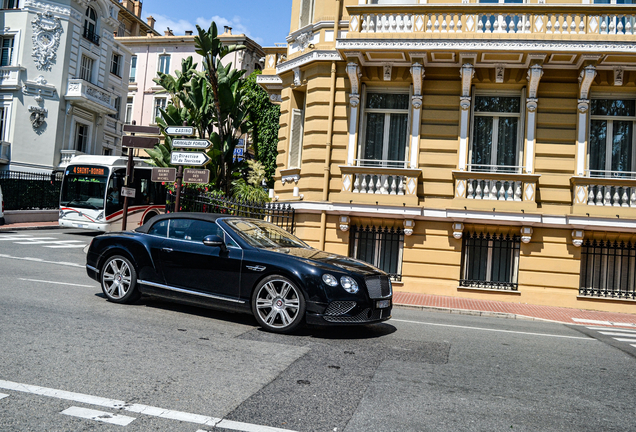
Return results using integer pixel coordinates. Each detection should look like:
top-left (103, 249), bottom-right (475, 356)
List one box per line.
top-left (85, 213), bottom-right (392, 333)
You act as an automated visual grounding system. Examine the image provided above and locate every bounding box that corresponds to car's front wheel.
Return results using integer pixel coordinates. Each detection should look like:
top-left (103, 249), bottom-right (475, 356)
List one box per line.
top-left (100, 255), bottom-right (140, 303)
top-left (252, 276), bottom-right (306, 333)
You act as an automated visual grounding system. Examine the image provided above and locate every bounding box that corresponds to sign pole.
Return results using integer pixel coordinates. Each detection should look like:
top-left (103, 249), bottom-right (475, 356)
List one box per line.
top-left (121, 121), bottom-right (136, 231)
top-left (173, 121), bottom-right (188, 213)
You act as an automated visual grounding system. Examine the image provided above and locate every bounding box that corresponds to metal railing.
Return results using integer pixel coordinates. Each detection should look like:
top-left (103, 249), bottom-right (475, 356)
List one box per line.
top-left (165, 190), bottom-right (295, 234)
top-left (460, 232), bottom-right (520, 291)
top-left (580, 239), bottom-right (636, 300)
top-left (0, 170), bottom-right (63, 210)
top-left (82, 27), bottom-right (100, 45)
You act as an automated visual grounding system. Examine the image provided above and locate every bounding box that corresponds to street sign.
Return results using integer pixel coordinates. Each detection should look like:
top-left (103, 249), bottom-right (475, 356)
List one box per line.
top-left (172, 139), bottom-right (212, 149)
top-left (151, 167), bottom-right (176, 183)
top-left (165, 126), bottom-right (195, 136)
top-left (170, 151), bottom-right (211, 166)
top-left (121, 187), bottom-right (136, 198)
top-left (123, 125), bottom-right (160, 135)
top-left (183, 168), bottom-right (210, 184)
top-left (122, 136), bottom-right (159, 149)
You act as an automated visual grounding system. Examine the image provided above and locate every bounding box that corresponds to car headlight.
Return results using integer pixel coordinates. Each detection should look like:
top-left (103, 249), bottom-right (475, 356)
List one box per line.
top-left (340, 276), bottom-right (359, 294)
top-left (322, 274), bottom-right (338, 287)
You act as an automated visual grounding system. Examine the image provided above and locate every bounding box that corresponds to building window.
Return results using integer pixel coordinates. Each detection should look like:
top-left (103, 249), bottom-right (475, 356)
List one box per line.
top-left (359, 92), bottom-right (410, 168)
top-left (103, 147), bottom-right (112, 156)
top-left (117, 22), bottom-right (126, 37)
top-left (1, 0), bottom-right (19, 9)
top-left (80, 55), bottom-right (94, 82)
top-left (110, 53), bottom-right (122, 77)
top-left (75, 123), bottom-right (89, 153)
top-left (580, 239), bottom-right (636, 300)
top-left (158, 54), bottom-right (170, 74)
top-left (125, 97), bottom-right (133, 124)
top-left (154, 97), bottom-right (167, 122)
top-left (299, 0), bottom-right (315, 28)
top-left (589, 99), bottom-right (635, 178)
top-left (129, 55), bottom-right (137, 82)
top-left (109, 96), bottom-right (121, 120)
top-left (470, 95), bottom-right (523, 173)
top-left (83, 7), bottom-right (100, 45)
top-left (288, 108), bottom-right (304, 168)
top-left (0, 106), bottom-right (6, 141)
top-left (460, 232), bottom-right (520, 290)
top-left (349, 225), bottom-right (404, 281)
top-left (1, 36), bottom-right (14, 66)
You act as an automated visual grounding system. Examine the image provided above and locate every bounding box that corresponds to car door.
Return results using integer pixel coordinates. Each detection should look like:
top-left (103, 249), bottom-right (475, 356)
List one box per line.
top-left (158, 218), bottom-right (243, 300)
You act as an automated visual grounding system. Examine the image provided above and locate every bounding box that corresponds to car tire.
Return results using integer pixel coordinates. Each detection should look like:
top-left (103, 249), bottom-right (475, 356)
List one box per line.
top-left (251, 275), bottom-right (306, 334)
top-left (100, 255), bottom-right (140, 303)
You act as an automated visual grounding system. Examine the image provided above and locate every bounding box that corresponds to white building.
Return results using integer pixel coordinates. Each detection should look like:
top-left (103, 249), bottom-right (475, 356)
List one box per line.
top-left (0, 0), bottom-right (133, 172)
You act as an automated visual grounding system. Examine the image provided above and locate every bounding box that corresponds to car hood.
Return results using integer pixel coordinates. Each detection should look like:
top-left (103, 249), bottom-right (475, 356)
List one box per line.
top-left (265, 247), bottom-right (383, 276)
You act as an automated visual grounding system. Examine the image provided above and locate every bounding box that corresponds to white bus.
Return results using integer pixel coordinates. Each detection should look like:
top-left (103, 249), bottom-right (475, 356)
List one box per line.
top-left (59, 155), bottom-right (166, 232)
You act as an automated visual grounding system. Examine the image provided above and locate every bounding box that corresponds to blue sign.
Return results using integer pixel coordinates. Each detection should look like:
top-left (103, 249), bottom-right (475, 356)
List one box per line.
top-left (233, 140), bottom-right (245, 162)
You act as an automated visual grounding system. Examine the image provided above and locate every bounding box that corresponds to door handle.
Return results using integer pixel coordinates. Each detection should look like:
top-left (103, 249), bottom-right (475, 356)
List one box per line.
top-left (161, 247), bottom-right (173, 253)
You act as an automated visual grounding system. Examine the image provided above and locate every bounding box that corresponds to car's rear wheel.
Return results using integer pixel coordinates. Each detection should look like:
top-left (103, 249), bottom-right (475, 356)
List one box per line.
top-left (252, 276), bottom-right (306, 333)
top-left (101, 255), bottom-right (139, 303)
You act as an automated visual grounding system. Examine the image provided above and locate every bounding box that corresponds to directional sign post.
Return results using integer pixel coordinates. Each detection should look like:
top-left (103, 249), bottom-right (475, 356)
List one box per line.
top-left (165, 126), bottom-right (195, 136)
top-left (172, 139), bottom-right (212, 149)
top-left (170, 151), bottom-right (211, 166)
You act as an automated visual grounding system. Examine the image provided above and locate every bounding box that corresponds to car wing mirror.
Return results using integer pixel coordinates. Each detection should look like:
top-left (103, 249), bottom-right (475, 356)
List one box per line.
top-left (203, 234), bottom-right (225, 248)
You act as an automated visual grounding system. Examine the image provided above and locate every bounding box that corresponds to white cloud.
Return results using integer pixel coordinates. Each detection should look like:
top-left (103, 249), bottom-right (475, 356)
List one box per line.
top-left (147, 13), bottom-right (264, 44)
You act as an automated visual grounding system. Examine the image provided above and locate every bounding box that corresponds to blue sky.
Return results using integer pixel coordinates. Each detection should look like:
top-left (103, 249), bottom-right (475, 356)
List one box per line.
top-left (144, 0), bottom-right (293, 46)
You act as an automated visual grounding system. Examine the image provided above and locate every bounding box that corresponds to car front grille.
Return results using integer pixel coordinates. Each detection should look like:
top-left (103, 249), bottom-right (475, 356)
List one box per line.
top-left (323, 308), bottom-right (384, 323)
top-left (324, 301), bottom-right (357, 316)
top-left (364, 275), bottom-right (392, 299)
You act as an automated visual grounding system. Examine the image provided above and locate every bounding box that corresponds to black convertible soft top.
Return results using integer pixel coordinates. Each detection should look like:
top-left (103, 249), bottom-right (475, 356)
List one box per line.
top-left (135, 212), bottom-right (228, 234)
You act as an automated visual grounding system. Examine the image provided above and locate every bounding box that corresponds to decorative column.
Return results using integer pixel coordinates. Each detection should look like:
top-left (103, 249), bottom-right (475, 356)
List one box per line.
top-left (458, 63), bottom-right (475, 171)
top-left (525, 64), bottom-right (543, 174)
top-left (410, 63), bottom-right (424, 169)
top-left (576, 65), bottom-right (597, 176)
top-left (346, 62), bottom-right (362, 166)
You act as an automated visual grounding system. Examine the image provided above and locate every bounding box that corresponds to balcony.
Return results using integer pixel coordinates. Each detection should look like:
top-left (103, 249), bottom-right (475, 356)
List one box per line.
top-left (0, 66), bottom-right (23, 90)
top-left (0, 141), bottom-right (10, 164)
top-left (59, 150), bottom-right (86, 167)
top-left (65, 79), bottom-right (117, 115)
top-left (346, 4), bottom-right (636, 41)
top-left (82, 27), bottom-right (100, 46)
top-left (453, 171), bottom-right (540, 211)
top-left (339, 165), bottom-right (421, 206)
top-left (571, 175), bottom-right (636, 216)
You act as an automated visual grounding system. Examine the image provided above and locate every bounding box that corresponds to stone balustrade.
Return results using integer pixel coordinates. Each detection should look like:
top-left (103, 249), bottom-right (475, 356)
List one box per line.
top-left (340, 166), bottom-right (420, 197)
top-left (0, 66), bottom-right (22, 89)
top-left (59, 150), bottom-right (86, 167)
top-left (0, 141), bottom-right (10, 164)
top-left (347, 5), bottom-right (636, 38)
top-left (454, 171), bottom-right (540, 204)
top-left (572, 177), bottom-right (636, 208)
top-left (65, 79), bottom-right (116, 115)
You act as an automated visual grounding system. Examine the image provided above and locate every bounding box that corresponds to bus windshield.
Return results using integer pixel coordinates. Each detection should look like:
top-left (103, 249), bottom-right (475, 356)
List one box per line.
top-left (60, 165), bottom-right (110, 210)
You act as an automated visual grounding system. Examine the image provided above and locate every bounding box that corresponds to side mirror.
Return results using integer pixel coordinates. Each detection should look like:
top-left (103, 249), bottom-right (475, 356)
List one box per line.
top-left (203, 234), bottom-right (225, 248)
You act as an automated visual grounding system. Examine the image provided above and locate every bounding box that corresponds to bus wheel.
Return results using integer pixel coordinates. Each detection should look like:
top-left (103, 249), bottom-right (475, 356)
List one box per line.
top-left (143, 212), bottom-right (157, 225)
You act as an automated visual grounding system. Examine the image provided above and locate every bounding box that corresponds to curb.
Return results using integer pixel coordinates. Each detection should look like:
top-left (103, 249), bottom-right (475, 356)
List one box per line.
top-left (0, 225), bottom-right (63, 232)
top-left (394, 303), bottom-right (566, 325)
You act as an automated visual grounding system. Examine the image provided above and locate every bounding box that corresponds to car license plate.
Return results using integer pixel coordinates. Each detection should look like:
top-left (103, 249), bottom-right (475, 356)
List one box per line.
top-left (376, 299), bottom-right (391, 309)
top-left (74, 223), bottom-right (88, 228)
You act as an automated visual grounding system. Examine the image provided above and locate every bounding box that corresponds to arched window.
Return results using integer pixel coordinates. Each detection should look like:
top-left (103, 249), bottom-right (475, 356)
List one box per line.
top-left (83, 7), bottom-right (100, 45)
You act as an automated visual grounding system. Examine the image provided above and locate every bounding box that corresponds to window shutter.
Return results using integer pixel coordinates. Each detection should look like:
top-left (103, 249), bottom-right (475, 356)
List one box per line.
top-left (289, 109), bottom-right (304, 168)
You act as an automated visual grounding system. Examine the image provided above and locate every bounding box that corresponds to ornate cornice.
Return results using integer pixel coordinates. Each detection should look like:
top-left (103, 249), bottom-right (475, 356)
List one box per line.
top-left (336, 39), bottom-right (636, 54)
top-left (276, 51), bottom-right (342, 75)
top-left (23, 0), bottom-right (71, 16)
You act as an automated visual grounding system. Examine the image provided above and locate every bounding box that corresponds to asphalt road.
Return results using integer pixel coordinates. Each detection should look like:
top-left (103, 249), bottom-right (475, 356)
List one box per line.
top-left (0, 229), bottom-right (635, 431)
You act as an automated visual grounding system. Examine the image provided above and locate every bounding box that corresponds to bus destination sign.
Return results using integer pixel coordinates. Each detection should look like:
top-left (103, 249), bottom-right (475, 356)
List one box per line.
top-left (71, 166), bottom-right (107, 176)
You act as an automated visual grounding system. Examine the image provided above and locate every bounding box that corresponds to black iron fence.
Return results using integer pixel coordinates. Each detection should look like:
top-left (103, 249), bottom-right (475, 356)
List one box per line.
top-left (166, 190), bottom-right (295, 234)
top-left (580, 239), bottom-right (636, 300)
top-left (0, 171), bottom-right (63, 211)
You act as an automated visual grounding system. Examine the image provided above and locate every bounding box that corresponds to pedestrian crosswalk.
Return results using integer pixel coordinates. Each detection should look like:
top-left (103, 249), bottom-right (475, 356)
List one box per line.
top-left (0, 234), bottom-right (87, 249)
top-left (586, 326), bottom-right (636, 349)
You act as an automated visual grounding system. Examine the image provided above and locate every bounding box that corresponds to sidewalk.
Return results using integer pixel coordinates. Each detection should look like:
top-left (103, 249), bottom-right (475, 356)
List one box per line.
top-left (1, 221), bottom-right (635, 328)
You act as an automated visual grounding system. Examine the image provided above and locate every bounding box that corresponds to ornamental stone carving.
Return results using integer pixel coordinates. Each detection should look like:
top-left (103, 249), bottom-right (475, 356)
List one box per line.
top-left (577, 99), bottom-right (589, 114)
top-left (346, 62), bottom-right (362, 108)
top-left (29, 106), bottom-right (48, 129)
top-left (526, 98), bottom-right (538, 113)
top-left (295, 31), bottom-right (313, 52)
top-left (520, 226), bottom-right (533, 244)
top-left (460, 63), bottom-right (474, 98)
top-left (452, 222), bottom-right (464, 240)
top-left (572, 230), bottom-right (585, 247)
top-left (460, 96), bottom-right (471, 111)
top-left (578, 65), bottom-right (597, 100)
top-left (527, 64), bottom-right (543, 99)
top-left (339, 216), bottom-right (351, 232)
top-left (31, 11), bottom-right (63, 71)
top-left (403, 220), bottom-right (415, 236)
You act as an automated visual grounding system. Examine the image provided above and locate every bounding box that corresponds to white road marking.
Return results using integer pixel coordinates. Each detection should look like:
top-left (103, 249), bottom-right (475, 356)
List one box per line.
top-left (14, 240), bottom-right (84, 245)
top-left (632, 344), bottom-right (636, 348)
top-left (391, 319), bottom-right (595, 340)
top-left (0, 235), bottom-right (33, 240)
top-left (0, 254), bottom-right (83, 268)
top-left (587, 327), bottom-right (636, 333)
top-left (574, 318), bottom-right (636, 327)
top-left (61, 406), bottom-right (135, 426)
top-left (43, 244), bottom-right (88, 249)
top-left (19, 278), bottom-right (95, 288)
top-left (0, 380), bottom-right (298, 432)
top-left (0, 393), bottom-right (8, 400)
top-left (598, 331), bottom-right (636, 337)
top-left (0, 237), bottom-right (57, 242)
top-left (612, 338), bottom-right (636, 343)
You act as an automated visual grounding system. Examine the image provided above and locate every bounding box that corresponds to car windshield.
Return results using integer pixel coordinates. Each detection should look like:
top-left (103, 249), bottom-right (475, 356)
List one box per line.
top-left (225, 219), bottom-right (307, 249)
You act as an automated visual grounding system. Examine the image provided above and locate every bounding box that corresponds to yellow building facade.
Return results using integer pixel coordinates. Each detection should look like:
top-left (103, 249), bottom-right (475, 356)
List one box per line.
top-left (258, 0), bottom-right (636, 314)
